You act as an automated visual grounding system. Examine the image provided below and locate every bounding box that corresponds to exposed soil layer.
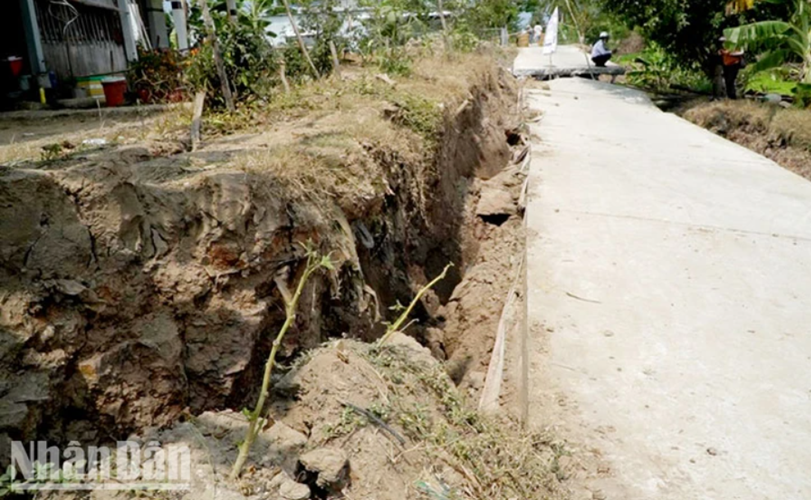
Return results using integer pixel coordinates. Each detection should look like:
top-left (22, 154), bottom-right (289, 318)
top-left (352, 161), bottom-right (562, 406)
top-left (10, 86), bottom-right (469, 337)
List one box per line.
top-left (0, 54), bottom-right (522, 468)
top-left (44, 334), bottom-right (565, 499)
top-left (680, 99), bottom-right (811, 181)
top-left (436, 161), bottom-right (527, 399)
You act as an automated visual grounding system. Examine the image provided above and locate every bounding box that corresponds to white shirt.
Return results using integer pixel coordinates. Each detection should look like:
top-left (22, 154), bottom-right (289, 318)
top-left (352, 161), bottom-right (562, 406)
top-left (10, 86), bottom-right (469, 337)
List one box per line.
top-left (591, 39), bottom-right (610, 58)
top-left (534, 25), bottom-right (543, 37)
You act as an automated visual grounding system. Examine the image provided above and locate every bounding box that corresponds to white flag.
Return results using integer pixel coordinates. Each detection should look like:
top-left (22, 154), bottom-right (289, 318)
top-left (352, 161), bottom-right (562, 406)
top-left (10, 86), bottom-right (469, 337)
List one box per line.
top-left (543, 7), bottom-right (559, 55)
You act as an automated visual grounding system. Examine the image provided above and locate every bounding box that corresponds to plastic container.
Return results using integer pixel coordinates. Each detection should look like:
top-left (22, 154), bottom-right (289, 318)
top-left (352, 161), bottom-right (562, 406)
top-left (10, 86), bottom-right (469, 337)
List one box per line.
top-left (76, 76), bottom-right (105, 98)
top-left (6, 56), bottom-right (23, 77)
top-left (101, 76), bottom-right (127, 107)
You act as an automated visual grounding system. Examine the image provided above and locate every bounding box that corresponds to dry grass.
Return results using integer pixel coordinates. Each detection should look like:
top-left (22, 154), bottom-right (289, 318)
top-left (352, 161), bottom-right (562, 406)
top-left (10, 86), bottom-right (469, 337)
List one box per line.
top-left (0, 107), bottom-right (192, 165)
top-left (234, 136), bottom-right (388, 227)
top-left (365, 341), bottom-right (566, 499)
top-left (196, 50), bottom-right (509, 233)
top-left (288, 337), bottom-right (567, 500)
top-left (682, 99), bottom-right (811, 150)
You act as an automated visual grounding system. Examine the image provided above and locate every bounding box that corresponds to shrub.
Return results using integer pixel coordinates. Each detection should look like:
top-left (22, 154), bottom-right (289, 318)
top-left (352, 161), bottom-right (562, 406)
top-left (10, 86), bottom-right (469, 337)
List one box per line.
top-left (187, 20), bottom-right (279, 107)
top-left (129, 47), bottom-right (188, 103)
top-left (624, 42), bottom-right (711, 93)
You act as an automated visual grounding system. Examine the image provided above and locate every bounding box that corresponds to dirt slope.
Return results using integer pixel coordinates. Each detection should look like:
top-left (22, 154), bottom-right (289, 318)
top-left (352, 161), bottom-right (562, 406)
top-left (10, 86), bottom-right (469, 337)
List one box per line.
top-left (0, 53), bottom-right (520, 466)
top-left (680, 99), bottom-right (811, 180)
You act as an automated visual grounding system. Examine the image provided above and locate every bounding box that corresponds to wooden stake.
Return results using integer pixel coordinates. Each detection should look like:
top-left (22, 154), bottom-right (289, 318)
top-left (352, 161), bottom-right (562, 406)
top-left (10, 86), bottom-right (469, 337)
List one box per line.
top-left (436, 0), bottom-right (453, 53)
top-left (329, 40), bottom-right (341, 77)
top-left (281, 0), bottom-right (320, 80)
top-left (479, 255), bottom-right (525, 413)
top-left (198, 0), bottom-right (235, 112)
top-left (279, 59), bottom-right (291, 94)
top-left (191, 91), bottom-right (206, 151)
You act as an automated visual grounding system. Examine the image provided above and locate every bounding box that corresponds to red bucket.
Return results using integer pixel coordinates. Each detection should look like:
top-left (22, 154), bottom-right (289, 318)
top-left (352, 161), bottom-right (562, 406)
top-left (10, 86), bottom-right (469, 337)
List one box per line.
top-left (101, 76), bottom-right (127, 107)
top-left (7, 56), bottom-right (23, 77)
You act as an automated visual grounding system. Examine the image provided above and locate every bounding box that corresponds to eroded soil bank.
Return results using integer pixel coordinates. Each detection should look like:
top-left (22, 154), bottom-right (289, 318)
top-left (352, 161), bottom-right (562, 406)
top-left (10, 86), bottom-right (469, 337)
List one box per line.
top-left (679, 99), bottom-right (811, 181)
top-left (0, 51), bottom-right (529, 481)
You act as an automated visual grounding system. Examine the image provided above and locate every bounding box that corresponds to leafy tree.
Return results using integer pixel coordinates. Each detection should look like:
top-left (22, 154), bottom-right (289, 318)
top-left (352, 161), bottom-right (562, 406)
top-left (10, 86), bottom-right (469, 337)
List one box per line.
top-left (188, 0), bottom-right (277, 36)
top-left (725, 0), bottom-right (811, 83)
top-left (186, 0), bottom-right (280, 107)
top-left (463, 0), bottom-right (521, 30)
top-left (356, 0), bottom-right (432, 74)
top-left (539, 0), bottom-right (627, 44)
top-left (298, 0), bottom-right (346, 74)
top-left (601, 0), bottom-right (734, 75)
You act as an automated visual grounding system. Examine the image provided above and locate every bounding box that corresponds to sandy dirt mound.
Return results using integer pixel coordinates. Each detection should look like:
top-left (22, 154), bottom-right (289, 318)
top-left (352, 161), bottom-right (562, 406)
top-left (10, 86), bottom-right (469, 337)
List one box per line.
top-left (59, 334), bottom-right (565, 500)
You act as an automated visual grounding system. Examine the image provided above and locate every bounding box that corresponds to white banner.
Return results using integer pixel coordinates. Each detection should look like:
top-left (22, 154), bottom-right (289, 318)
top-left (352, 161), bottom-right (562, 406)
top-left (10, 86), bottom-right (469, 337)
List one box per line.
top-left (543, 7), bottom-right (559, 55)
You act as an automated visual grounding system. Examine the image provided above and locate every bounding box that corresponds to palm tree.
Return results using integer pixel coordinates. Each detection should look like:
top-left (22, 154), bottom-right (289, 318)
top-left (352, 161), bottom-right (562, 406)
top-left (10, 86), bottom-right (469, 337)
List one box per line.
top-left (725, 0), bottom-right (811, 83)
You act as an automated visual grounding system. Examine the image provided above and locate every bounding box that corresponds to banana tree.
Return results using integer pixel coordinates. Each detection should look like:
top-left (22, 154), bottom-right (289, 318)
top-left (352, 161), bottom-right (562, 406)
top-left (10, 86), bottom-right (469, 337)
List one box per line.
top-left (727, 0), bottom-right (757, 14)
top-left (725, 0), bottom-right (811, 83)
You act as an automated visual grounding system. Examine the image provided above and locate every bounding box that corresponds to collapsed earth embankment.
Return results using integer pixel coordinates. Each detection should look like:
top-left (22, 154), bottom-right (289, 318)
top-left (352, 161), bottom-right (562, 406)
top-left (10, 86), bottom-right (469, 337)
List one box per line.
top-left (0, 53), bottom-right (545, 499)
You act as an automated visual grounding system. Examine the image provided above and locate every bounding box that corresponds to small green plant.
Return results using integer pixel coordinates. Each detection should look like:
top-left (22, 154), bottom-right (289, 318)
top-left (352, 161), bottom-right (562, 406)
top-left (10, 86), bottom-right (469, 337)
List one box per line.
top-left (323, 406), bottom-right (368, 440)
top-left (387, 93), bottom-right (444, 144)
top-left (40, 143), bottom-right (64, 162)
top-left (793, 83), bottom-right (811, 108)
top-left (0, 465), bottom-right (20, 497)
top-left (377, 263), bottom-right (451, 346)
top-left (230, 243), bottom-right (333, 479)
top-left (298, 0), bottom-right (347, 75)
top-left (187, 18), bottom-right (278, 108)
top-left (357, 0), bottom-right (429, 74)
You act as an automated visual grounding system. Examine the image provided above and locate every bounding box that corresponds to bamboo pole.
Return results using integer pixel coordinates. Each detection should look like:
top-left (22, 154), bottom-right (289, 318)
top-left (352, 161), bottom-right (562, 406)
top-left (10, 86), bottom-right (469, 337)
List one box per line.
top-left (329, 40), bottom-right (341, 77)
top-left (280, 0), bottom-right (320, 79)
top-left (190, 91), bottom-right (206, 151)
top-left (198, 0), bottom-right (235, 112)
top-left (279, 59), bottom-right (291, 94)
top-left (436, 0), bottom-right (453, 53)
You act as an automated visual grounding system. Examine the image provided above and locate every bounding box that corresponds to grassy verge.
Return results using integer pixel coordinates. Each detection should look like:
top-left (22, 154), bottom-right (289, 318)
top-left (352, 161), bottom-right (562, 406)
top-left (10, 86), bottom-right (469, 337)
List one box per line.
top-left (681, 98), bottom-right (811, 180)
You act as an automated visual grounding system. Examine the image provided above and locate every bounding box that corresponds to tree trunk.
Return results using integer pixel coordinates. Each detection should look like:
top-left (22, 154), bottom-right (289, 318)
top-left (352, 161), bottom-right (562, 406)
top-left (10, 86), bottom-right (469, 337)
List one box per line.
top-left (198, 0), bottom-right (235, 112)
top-left (436, 0), bottom-right (453, 53)
top-left (281, 0), bottom-right (320, 79)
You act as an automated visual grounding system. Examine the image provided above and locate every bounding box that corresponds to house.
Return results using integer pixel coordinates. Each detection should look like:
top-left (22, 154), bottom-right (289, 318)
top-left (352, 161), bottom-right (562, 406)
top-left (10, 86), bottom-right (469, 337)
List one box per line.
top-left (1, 0), bottom-right (184, 105)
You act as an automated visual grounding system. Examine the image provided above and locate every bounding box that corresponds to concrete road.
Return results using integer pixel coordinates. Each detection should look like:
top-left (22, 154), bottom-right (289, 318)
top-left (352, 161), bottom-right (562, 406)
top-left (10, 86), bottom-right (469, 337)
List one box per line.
top-left (525, 78), bottom-right (811, 499)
